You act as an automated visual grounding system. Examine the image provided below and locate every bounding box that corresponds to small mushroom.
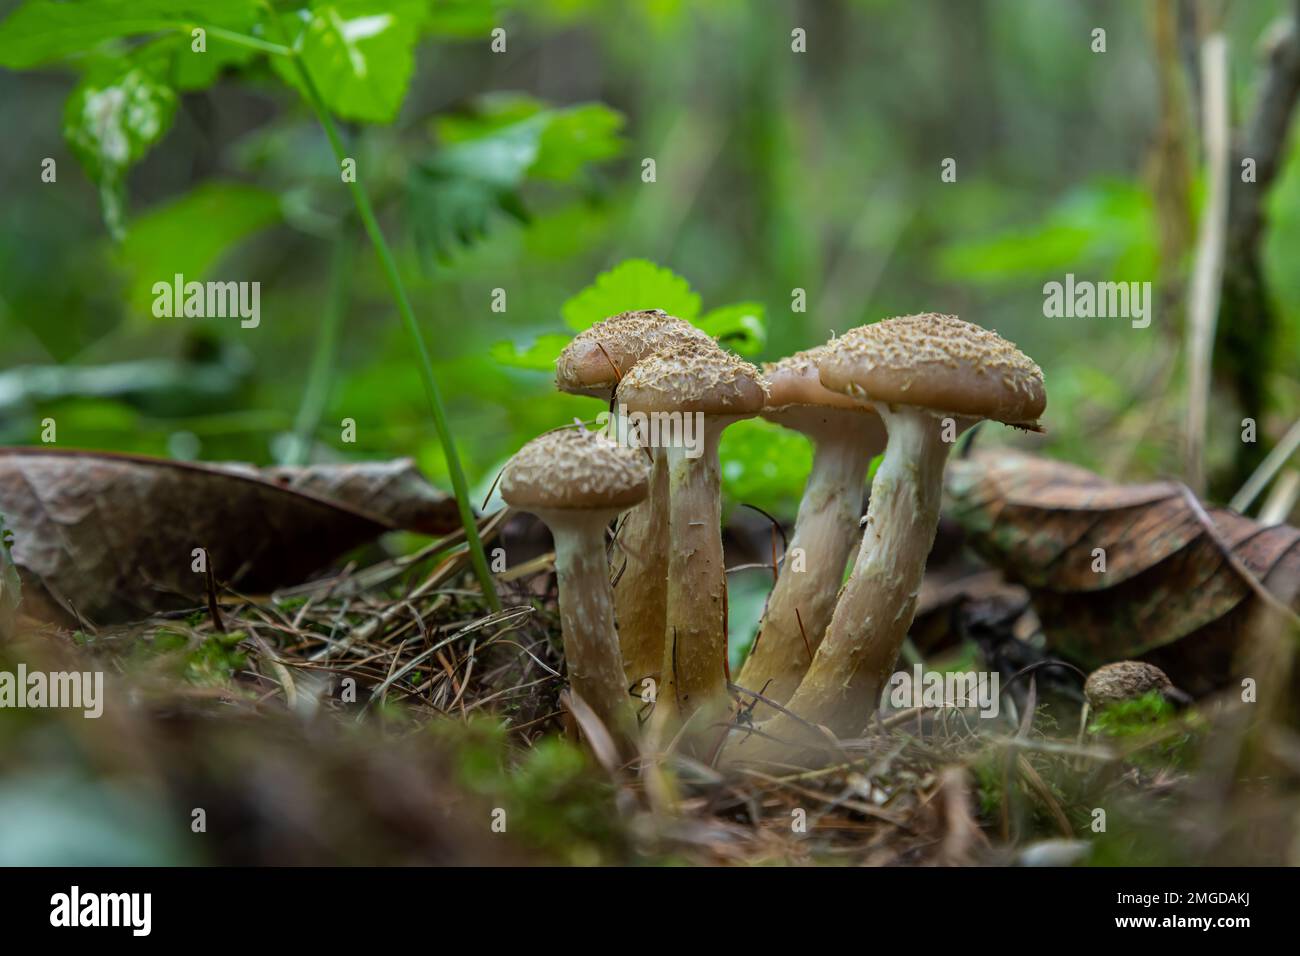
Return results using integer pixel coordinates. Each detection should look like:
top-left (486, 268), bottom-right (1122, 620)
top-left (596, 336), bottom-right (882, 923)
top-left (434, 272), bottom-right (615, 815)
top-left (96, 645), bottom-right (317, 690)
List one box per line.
top-left (616, 340), bottom-right (767, 718)
top-left (736, 347), bottom-right (887, 705)
top-left (1084, 661), bottom-right (1187, 709)
top-left (556, 311), bottom-right (713, 692)
top-left (555, 309), bottom-right (714, 398)
top-left (740, 314), bottom-right (1045, 755)
top-left (500, 428), bottom-right (650, 741)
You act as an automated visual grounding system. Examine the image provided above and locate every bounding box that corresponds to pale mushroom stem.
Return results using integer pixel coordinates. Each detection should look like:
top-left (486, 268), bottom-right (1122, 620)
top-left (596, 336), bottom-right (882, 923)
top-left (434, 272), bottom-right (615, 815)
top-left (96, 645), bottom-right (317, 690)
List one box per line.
top-left (545, 510), bottom-right (635, 739)
top-left (659, 418), bottom-right (734, 719)
top-left (737, 427), bottom-right (874, 704)
top-left (739, 407), bottom-right (955, 753)
top-left (613, 450), bottom-right (669, 690)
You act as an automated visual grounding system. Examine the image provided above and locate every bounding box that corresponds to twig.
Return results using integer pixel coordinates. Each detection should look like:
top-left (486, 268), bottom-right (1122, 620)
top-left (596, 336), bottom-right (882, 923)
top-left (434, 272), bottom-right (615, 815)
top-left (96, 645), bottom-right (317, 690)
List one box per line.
top-left (736, 768), bottom-right (910, 827)
top-left (1016, 755), bottom-right (1073, 838)
top-left (203, 556), bottom-right (225, 635)
top-left (308, 510), bottom-right (509, 662)
top-left (380, 638), bottom-right (410, 709)
top-left (739, 503), bottom-right (789, 565)
top-left (358, 605), bottom-right (533, 713)
top-left (1259, 469), bottom-right (1300, 525)
top-left (1229, 418), bottom-right (1300, 512)
top-left (1183, 28), bottom-right (1231, 492)
top-left (248, 633), bottom-right (298, 710)
top-left (794, 607), bottom-right (812, 662)
top-left (1178, 484), bottom-right (1300, 625)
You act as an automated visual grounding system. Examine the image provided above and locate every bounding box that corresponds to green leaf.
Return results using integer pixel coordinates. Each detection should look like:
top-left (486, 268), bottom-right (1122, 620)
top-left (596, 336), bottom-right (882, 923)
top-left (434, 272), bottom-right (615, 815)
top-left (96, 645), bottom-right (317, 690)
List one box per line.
top-left (718, 417), bottom-right (813, 517)
top-left (127, 29), bottom-right (259, 94)
top-left (697, 301), bottom-right (766, 355)
top-left (432, 92), bottom-right (546, 142)
top-left (423, 0), bottom-right (498, 37)
top-left (561, 259), bottom-right (701, 331)
top-left (170, 34), bottom-right (259, 91)
top-left (434, 95), bottom-right (625, 182)
top-left (411, 101), bottom-right (624, 260)
top-left (489, 333), bottom-right (572, 371)
top-left (408, 120), bottom-right (539, 261)
top-left (63, 61), bottom-right (179, 239)
top-left (115, 182), bottom-right (281, 317)
top-left (531, 104), bottom-right (625, 181)
top-left (432, 114), bottom-right (550, 187)
top-left (272, 0), bottom-right (423, 124)
top-left (0, 0), bottom-right (261, 68)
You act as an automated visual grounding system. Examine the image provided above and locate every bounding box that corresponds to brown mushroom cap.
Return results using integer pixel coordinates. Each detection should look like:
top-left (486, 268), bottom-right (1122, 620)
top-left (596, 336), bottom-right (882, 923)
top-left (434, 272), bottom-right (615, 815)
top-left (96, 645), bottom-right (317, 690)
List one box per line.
top-left (616, 340), bottom-right (767, 416)
top-left (556, 310), bottom-right (715, 399)
top-left (818, 313), bottom-right (1046, 425)
top-left (501, 428), bottom-right (650, 511)
top-left (763, 347), bottom-right (875, 414)
top-left (1084, 661), bottom-right (1174, 709)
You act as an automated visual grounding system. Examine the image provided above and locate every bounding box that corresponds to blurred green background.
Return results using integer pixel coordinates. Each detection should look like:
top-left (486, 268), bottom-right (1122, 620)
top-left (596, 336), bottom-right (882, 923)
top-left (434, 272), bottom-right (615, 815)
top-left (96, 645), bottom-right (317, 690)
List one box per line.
top-left (1, 0), bottom-right (1298, 522)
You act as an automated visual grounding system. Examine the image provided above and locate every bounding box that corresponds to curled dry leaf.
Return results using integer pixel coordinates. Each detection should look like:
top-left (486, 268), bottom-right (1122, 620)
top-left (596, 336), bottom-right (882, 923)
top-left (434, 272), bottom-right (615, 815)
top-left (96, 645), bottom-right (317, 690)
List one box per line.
top-left (945, 450), bottom-right (1300, 693)
top-left (229, 459), bottom-right (460, 535)
top-left (0, 448), bottom-right (461, 625)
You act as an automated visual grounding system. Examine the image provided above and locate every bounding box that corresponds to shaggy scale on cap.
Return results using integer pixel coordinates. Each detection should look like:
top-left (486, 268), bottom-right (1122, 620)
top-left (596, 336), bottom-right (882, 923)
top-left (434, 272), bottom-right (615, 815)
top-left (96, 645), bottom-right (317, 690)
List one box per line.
top-left (764, 347), bottom-right (870, 412)
top-left (501, 429), bottom-right (649, 511)
top-left (819, 313), bottom-right (1046, 425)
top-left (555, 310), bottom-right (714, 398)
top-left (616, 340), bottom-right (767, 416)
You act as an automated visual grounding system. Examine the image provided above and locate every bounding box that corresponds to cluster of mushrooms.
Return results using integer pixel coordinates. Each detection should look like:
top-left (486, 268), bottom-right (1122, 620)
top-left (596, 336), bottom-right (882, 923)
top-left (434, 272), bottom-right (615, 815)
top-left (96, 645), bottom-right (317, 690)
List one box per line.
top-left (500, 310), bottom-right (1046, 765)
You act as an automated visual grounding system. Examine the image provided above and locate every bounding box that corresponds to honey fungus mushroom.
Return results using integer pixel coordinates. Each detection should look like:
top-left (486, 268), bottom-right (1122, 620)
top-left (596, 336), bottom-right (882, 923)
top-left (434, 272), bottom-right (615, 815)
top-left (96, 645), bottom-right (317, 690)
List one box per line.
top-left (736, 347), bottom-right (887, 705)
top-left (500, 428), bottom-right (650, 742)
top-left (555, 311), bottom-right (714, 694)
top-left (615, 340), bottom-right (767, 719)
top-left (735, 314), bottom-right (1045, 759)
top-left (555, 309), bottom-right (714, 398)
top-left (1084, 661), bottom-right (1187, 709)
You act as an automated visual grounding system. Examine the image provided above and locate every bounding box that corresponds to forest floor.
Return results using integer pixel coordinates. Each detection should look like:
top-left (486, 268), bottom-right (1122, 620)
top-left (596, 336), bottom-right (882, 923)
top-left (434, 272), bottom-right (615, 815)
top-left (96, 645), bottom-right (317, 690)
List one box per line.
top-left (6, 518), bottom-right (1294, 867)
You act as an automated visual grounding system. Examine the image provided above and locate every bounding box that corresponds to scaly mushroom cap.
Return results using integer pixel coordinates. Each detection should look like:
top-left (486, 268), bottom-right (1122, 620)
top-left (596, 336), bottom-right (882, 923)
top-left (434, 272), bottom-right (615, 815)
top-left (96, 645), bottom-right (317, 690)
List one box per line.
top-left (501, 429), bottom-right (650, 511)
top-left (1084, 661), bottom-right (1174, 709)
top-left (819, 313), bottom-right (1046, 426)
top-left (616, 339), bottom-right (768, 416)
top-left (556, 310), bottom-right (715, 399)
top-left (764, 346), bottom-right (877, 414)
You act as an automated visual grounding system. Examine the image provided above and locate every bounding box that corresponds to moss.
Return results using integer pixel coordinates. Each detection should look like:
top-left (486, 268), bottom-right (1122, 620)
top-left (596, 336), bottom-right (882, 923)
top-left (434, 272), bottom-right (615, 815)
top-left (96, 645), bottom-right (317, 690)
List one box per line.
top-left (133, 628), bottom-right (248, 687)
top-left (1088, 690), bottom-right (1174, 735)
top-left (437, 719), bottom-right (630, 865)
top-left (1089, 691), bottom-right (1202, 770)
top-left (182, 631), bottom-right (249, 686)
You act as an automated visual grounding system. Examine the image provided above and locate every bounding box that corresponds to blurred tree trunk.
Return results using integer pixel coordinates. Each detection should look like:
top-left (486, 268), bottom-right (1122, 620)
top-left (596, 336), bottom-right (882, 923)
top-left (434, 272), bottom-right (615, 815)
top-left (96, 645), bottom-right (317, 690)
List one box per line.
top-left (1214, 3), bottom-right (1300, 495)
top-left (1149, 0), bottom-right (1195, 332)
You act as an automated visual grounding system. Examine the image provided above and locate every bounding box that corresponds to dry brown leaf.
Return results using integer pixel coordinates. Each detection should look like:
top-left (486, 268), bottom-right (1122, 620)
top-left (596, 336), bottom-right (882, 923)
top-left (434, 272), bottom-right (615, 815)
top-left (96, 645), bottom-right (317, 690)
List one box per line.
top-left (0, 448), bottom-right (461, 625)
top-left (237, 459), bottom-right (459, 534)
top-left (945, 450), bottom-right (1300, 692)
